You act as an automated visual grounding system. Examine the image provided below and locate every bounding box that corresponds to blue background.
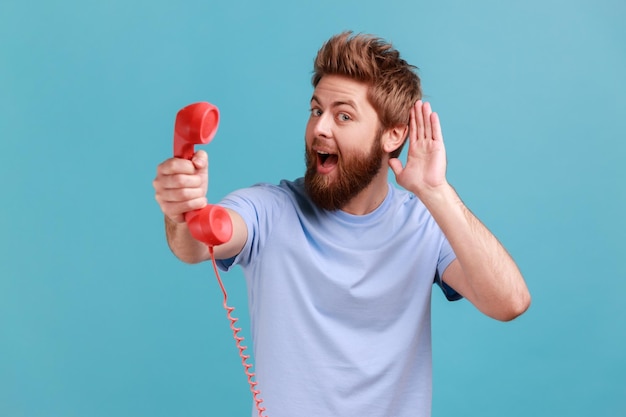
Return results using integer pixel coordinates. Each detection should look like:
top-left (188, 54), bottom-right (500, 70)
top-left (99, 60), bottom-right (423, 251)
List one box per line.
top-left (2, 0), bottom-right (624, 416)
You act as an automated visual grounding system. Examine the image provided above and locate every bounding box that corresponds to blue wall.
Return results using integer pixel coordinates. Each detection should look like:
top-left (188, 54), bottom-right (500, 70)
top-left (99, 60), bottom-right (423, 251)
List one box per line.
top-left (2, 0), bottom-right (624, 416)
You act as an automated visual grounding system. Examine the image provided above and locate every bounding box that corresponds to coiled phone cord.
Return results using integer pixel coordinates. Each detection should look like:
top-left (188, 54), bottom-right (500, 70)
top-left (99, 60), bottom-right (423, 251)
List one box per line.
top-left (209, 246), bottom-right (268, 417)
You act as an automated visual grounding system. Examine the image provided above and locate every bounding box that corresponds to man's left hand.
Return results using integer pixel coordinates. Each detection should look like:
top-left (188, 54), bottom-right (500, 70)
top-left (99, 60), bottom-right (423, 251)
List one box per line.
top-left (389, 100), bottom-right (448, 196)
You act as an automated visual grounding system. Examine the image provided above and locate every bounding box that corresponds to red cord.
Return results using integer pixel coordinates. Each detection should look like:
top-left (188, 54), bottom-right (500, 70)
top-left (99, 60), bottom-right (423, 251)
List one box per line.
top-left (209, 246), bottom-right (268, 417)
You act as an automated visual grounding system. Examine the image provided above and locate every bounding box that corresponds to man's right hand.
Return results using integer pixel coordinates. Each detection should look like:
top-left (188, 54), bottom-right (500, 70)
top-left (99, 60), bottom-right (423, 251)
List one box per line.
top-left (153, 150), bottom-right (209, 223)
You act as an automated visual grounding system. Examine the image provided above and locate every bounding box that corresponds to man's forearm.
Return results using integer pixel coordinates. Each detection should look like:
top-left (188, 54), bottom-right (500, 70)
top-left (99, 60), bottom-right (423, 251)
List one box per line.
top-left (164, 216), bottom-right (210, 264)
top-left (420, 183), bottom-right (530, 320)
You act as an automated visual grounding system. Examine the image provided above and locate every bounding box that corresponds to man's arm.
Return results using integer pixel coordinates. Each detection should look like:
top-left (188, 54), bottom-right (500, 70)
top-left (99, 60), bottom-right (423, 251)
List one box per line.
top-left (154, 150), bottom-right (247, 263)
top-left (164, 215), bottom-right (210, 264)
top-left (421, 184), bottom-right (529, 321)
top-left (389, 101), bottom-right (530, 321)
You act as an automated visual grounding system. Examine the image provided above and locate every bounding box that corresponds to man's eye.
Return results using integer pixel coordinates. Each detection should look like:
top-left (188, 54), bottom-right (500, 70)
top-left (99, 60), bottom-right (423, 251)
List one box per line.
top-left (338, 113), bottom-right (351, 122)
top-left (310, 108), bottom-right (322, 117)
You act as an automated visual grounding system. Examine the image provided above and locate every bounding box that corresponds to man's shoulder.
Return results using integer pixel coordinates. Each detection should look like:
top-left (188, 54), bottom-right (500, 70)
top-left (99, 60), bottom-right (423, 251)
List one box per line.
top-left (220, 177), bottom-right (306, 207)
top-left (387, 183), bottom-right (422, 207)
top-left (249, 177), bottom-right (305, 200)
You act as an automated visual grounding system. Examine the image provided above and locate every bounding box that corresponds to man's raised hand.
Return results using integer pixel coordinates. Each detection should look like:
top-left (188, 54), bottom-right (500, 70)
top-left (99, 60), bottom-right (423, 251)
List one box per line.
top-left (389, 100), bottom-right (448, 196)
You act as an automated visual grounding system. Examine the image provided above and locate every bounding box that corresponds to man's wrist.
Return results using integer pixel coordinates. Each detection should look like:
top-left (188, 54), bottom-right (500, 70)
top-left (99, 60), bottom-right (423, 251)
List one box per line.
top-left (415, 181), bottom-right (458, 207)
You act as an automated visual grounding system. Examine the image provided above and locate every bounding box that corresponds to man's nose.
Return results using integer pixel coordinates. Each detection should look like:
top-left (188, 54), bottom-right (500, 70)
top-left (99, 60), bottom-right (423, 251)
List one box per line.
top-left (313, 112), bottom-right (333, 138)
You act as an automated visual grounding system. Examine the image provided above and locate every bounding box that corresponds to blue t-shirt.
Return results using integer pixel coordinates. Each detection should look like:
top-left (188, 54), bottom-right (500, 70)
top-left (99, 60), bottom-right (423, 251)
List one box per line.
top-left (217, 178), bottom-right (459, 417)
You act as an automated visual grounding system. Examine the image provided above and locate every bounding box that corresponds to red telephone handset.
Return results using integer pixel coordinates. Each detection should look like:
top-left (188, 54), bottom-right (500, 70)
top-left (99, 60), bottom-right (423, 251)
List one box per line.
top-left (173, 103), bottom-right (268, 416)
top-left (173, 102), bottom-right (232, 247)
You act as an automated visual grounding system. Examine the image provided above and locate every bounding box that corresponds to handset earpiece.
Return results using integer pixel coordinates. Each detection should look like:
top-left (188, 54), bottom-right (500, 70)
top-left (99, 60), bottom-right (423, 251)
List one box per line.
top-left (173, 102), bottom-right (232, 247)
top-left (174, 102), bottom-right (220, 160)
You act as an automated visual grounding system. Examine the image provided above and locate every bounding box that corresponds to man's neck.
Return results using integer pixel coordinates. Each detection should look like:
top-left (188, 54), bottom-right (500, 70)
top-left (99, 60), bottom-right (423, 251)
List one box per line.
top-left (340, 170), bottom-right (390, 216)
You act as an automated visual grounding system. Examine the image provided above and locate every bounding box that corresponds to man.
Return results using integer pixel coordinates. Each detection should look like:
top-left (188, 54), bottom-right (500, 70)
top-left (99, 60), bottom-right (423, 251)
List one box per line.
top-left (153, 32), bottom-right (530, 417)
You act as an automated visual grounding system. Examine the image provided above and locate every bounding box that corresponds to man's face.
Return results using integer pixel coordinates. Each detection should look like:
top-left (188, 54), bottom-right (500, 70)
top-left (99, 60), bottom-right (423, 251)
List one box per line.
top-left (304, 75), bottom-right (385, 211)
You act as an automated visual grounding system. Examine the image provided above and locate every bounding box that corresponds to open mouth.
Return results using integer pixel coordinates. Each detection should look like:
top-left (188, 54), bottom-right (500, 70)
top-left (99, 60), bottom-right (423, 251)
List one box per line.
top-left (318, 151), bottom-right (338, 169)
top-left (317, 151), bottom-right (339, 174)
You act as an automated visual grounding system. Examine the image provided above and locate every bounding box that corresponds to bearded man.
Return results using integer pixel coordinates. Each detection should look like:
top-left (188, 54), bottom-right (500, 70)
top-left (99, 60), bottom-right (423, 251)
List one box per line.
top-left (153, 32), bottom-right (531, 417)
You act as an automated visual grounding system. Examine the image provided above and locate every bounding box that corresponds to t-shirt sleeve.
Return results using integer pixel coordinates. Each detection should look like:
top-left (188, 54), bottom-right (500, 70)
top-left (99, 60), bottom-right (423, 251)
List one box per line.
top-left (213, 183), bottom-right (285, 272)
top-left (434, 235), bottom-right (463, 301)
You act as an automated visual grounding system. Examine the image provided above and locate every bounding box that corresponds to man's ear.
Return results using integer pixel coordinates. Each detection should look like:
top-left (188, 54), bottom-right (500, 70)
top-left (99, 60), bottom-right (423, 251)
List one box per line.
top-left (383, 124), bottom-right (409, 154)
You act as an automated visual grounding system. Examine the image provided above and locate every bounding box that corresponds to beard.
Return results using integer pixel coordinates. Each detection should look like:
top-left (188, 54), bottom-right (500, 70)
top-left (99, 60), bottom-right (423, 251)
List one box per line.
top-left (304, 132), bottom-right (385, 211)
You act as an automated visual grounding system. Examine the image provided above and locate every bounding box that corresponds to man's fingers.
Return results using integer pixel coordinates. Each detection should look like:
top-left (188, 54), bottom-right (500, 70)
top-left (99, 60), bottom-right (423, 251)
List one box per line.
top-left (153, 152), bottom-right (209, 223)
top-left (158, 197), bottom-right (208, 221)
top-left (422, 102), bottom-right (433, 140)
top-left (431, 112), bottom-right (443, 142)
top-left (415, 100), bottom-right (425, 140)
top-left (155, 173), bottom-right (204, 189)
top-left (157, 150), bottom-right (208, 175)
top-left (157, 186), bottom-right (207, 203)
top-left (157, 157), bottom-right (197, 176)
top-left (154, 151), bottom-right (208, 190)
top-left (409, 105), bottom-right (418, 143)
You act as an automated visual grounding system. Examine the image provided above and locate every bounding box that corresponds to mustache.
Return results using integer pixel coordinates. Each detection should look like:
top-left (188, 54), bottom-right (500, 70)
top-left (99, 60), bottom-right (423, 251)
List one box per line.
top-left (308, 138), bottom-right (339, 154)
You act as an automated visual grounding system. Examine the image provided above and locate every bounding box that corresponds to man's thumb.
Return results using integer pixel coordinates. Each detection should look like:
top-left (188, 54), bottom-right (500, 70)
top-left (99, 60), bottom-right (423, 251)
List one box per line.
top-left (388, 158), bottom-right (403, 177)
top-left (192, 150), bottom-right (208, 170)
